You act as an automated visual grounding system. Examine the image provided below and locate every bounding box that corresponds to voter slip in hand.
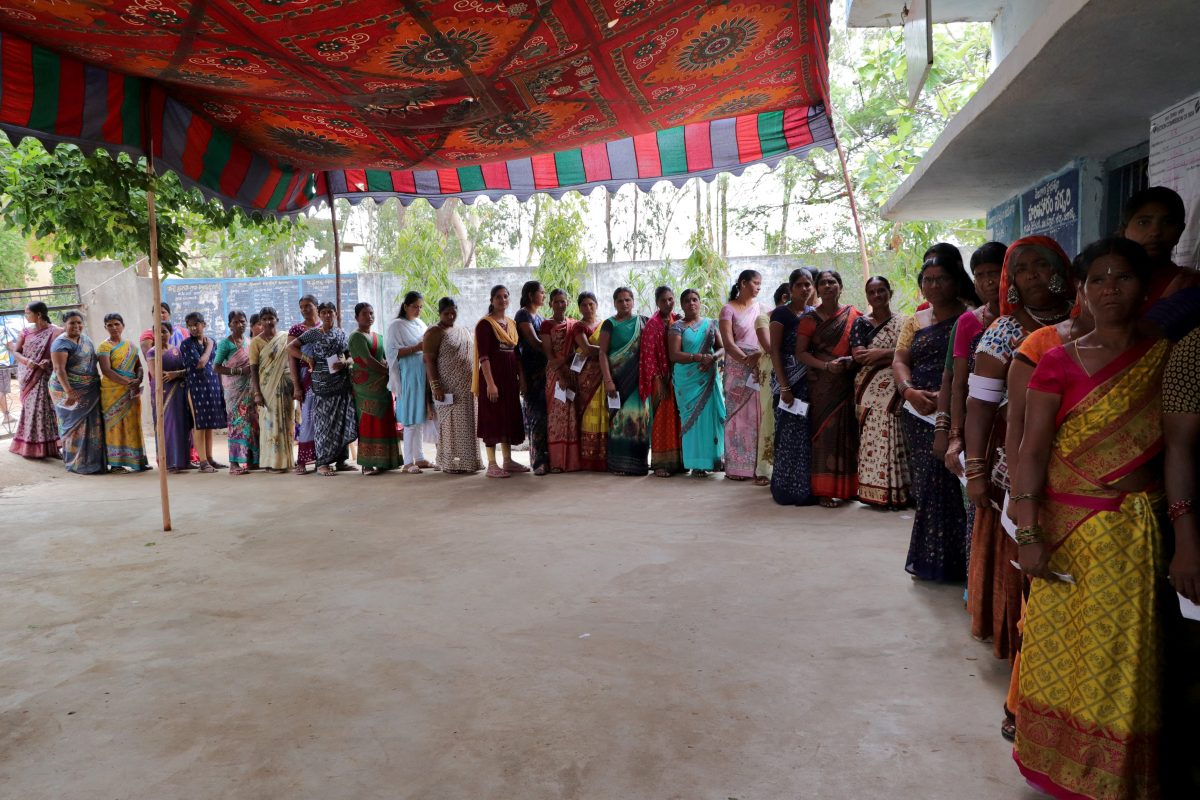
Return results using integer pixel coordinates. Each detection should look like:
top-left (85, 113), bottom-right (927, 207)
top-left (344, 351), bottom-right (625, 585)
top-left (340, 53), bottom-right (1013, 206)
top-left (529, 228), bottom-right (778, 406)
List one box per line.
top-left (745, 372), bottom-right (761, 391)
top-left (778, 396), bottom-right (808, 416)
top-left (433, 393), bottom-right (454, 407)
top-left (570, 354), bottom-right (586, 373)
top-left (553, 385), bottom-right (568, 403)
top-left (1009, 560), bottom-right (1075, 584)
top-left (607, 394), bottom-right (621, 410)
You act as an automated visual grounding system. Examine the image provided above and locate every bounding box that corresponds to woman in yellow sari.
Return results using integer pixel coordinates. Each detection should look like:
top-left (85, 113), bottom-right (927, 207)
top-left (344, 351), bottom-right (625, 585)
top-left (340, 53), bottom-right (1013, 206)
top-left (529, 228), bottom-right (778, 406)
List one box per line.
top-left (96, 313), bottom-right (148, 472)
top-left (1012, 238), bottom-right (1167, 800)
top-left (249, 306), bottom-right (295, 473)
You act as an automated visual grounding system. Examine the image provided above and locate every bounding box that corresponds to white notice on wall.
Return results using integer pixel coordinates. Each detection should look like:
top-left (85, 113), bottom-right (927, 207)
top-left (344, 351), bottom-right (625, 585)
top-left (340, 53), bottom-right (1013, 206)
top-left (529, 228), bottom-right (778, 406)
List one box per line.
top-left (1150, 92), bottom-right (1200, 268)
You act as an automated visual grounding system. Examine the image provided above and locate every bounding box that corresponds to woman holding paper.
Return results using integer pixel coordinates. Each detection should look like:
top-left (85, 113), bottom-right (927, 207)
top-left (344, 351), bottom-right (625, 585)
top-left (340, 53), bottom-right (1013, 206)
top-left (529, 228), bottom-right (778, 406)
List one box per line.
top-left (7, 301), bottom-right (61, 459)
top-left (179, 312), bottom-right (228, 473)
top-left (668, 288), bottom-right (725, 474)
top-left (288, 295), bottom-right (320, 474)
top-left (349, 302), bottom-right (401, 474)
top-left (574, 292), bottom-right (608, 472)
top-left (542, 289), bottom-right (580, 473)
top-left (720, 270), bottom-right (768, 484)
top-left (1012, 238), bottom-right (1167, 800)
top-left (474, 285), bottom-right (527, 478)
top-left (250, 307), bottom-right (295, 473)
top-left (96, 312), bottom-right (149, 473)
top-left (424, 298), bottom-right (482, 474)
top-left (769, 268), bottom-right (816, 505)
top-left (795, 270), bottom-right (862, 507)
top-left (640, 286), bottom-right (683, 477)
top-left (388, 292), bottom-right (437, 473)
top-left (893, 256), bottom-right (970, 581)
top-left (48, 310), bottom-right (106, 474)
top-left (214, 310), bottom-right (260, 475)
top-left (289, 302), bottom-right (357, 476)
top-left (516, 281), bottom-right (551, 475)
top-left (598, 287), bottom-right (650, 476)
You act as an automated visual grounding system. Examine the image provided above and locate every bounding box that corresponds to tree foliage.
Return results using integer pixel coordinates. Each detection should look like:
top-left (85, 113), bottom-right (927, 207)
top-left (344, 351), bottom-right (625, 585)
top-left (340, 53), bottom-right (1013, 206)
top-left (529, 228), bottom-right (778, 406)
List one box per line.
top-left (532, 194), bottom-right (590, 314)
top-left (680, 233), bottom-right (730, 319)
top-left (0, 224), bottom-right (32, 288)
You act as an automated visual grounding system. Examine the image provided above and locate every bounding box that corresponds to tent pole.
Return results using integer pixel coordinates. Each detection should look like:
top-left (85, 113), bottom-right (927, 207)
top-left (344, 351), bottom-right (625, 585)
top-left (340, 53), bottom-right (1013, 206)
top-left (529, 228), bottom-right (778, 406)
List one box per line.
top-left (145, 157), bottom-right (172, 532)
top-left (831, 122), bottom-right (871, 283)
top-left (326, 182), bottom-right (342, 325)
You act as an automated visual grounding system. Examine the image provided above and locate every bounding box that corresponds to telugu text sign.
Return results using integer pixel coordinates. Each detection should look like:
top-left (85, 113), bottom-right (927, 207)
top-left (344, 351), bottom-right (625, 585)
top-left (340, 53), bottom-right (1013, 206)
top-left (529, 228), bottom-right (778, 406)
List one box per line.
top-left (1150, 92), bottom-right (1200, 268)
top-left (1021, 168), bottom-right (1080, 258)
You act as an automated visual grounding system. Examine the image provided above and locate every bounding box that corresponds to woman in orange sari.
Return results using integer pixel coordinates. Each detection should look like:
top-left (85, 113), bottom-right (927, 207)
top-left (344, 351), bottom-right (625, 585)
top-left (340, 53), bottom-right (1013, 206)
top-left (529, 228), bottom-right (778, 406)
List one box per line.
top-left (796, 270), bottom-right (861, 506)
top-left (1013, 237), bottom-right (1167, 800)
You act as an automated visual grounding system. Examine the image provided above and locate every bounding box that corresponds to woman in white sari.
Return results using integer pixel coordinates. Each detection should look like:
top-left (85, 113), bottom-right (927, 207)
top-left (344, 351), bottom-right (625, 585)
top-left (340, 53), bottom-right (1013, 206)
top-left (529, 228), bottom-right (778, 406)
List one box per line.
top-left (386, 291), bottom-right (438, 473)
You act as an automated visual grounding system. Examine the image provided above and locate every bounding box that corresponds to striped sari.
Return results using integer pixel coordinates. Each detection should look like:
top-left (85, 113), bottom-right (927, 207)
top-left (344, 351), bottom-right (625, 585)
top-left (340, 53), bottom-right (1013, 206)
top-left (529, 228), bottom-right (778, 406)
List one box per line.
top-left (801, 305), bottom-right (862, 500)
top-left (250, 332), bottom-right (294, 471)
top-left (97, 338), bottom-right (148, 470)
top-left (544, 318), bottom-right (581, 472)
top-left (1015, 339), bottom-right (1169, 800)
top-left (350, 330), bottom-right (401, 471)
top-left (48, 335), bottom-right (106, 474)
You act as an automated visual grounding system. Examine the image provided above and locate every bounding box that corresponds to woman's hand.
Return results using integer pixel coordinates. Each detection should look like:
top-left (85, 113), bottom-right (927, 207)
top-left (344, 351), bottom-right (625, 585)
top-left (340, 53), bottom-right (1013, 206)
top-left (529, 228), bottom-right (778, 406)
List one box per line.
top-left (943, 439), bottom-right (963, 475)
top-left (302, 355), bottom-right (315, 370)
top-left (293, 386), bottom-right (305, 402)
top-left (967, 475), bottom-right (991, 509)
top-left (254, 391), bottom-right (266, 407)
top-left (906, 389), bottom-right (937, 416)
top-left (433, 387), bottom-right (446, 403)
top-left (486, 382), bottom-right (499, 403)
top-left (605, 378), bottom-right (618, 399)
top-left (1018, 542), bottom-right (1060, 582)
top-left (780, 387), bottom-right (795, 407)
top-left (39, 358), bottom-right (51, 372)
top-left (64, 389), bottom-right (79, 406)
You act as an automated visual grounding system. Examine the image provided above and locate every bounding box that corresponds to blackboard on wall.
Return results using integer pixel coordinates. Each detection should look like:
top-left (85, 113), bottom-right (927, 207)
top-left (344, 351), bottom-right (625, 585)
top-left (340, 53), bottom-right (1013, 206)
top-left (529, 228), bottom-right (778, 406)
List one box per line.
top-left (164, 281), bottom-right (226, 336)
top-left (226, 280), bottom-right (298, 330)
top-left (1020, 167), bottom-right (1080, 258)
top-left (301, 276), bottom-right (360, 319)
top-left (163, 275), bottom-right (359, 335)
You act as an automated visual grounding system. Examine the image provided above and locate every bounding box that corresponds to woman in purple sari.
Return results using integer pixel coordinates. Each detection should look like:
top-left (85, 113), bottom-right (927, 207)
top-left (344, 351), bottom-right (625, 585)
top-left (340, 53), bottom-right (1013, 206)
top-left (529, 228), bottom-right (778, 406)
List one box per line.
top-left (147, 322), bottom-right (193, 473)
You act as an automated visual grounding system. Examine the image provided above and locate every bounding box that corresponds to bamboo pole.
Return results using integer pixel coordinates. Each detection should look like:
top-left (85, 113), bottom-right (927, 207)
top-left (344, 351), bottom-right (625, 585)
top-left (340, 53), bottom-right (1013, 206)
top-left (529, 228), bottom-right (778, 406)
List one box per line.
top-left (326, 183), bottom-right (342, 324)
top-left (831, 124), bottom-right (872, 284)
top-left (145, 157), bottom-right (171, 531)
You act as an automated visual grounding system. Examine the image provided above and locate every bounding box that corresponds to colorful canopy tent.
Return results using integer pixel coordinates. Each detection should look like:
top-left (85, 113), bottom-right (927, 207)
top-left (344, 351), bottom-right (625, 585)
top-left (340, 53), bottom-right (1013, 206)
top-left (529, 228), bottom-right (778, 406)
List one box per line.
top-left (0, 0), bottom-right (833, 212)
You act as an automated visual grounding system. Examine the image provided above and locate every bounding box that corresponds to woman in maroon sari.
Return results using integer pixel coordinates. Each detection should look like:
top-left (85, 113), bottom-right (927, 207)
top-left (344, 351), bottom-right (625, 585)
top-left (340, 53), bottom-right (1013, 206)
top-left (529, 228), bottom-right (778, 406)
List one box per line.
top-left (474, 285), bottom-right (527, 478)
top-left (7, 301), bottom-right (61, 459)
top-left (796, 270), bottom-right (862, 506)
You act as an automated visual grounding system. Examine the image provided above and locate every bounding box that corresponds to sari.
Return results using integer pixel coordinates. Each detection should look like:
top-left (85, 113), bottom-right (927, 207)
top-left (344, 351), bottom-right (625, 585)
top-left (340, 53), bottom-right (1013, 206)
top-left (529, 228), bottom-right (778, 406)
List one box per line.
top-left (349, 330), bottom-right (402, 471)
top-left (147, 345), bottom-right (192, 470)
top-left (214, 338), bottom-right (259, 469)
top-left (1015, 339), bottom-right (1169, 800)
top-left (288, 322), bottom-right (319, 467)
top-left (48, 335), bottom-right (105, 474)
top-left (850, 314), bottom-right (910, 507)
top-left (604, 315), bottom-right (650, 475)
top-left (670, 318), bottom-right (725, 470)
top-left (576, 322), bottom-right (608, 471)
top-left (8, 323), bottom-right (61, 458)
top-left (433, 325), bottom-right (483, 472)
top-left (473, 317), bottom-right (524, 447)
top-left (97, 338), bottom-right (148, 470)
top-left (516, 308), bottom-right (549, 472)
top-left (297, 326), bottom-right (358, 467)
top-left (544, 317), bottom-right (581, 472)
top-left (641, 311), bottom-right (683, 474)
top-left (901, 314), bottom-right (967, 582)
top-left (800, 305), bottom-right (862, 500)
top-left (720, 302), bottom-right (765, 477)
top-left (770, 305), bottom-right (813, 505)
top-left (249, 333), bottom-right (294, 471)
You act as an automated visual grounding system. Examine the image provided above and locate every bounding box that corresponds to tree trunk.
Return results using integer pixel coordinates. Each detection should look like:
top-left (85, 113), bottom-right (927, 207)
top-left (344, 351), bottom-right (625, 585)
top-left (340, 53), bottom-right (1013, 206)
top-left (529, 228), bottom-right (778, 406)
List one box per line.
top-left (719, 175), bottom-right (728, 257)
top-left (630, 191), bottom-right (639, 260)
top-left (605, 191), bottom-right (614, 262)
top-left (695, 179), bottom-right (702, 237)
top-left (524, 196), bottom-right (543, 267)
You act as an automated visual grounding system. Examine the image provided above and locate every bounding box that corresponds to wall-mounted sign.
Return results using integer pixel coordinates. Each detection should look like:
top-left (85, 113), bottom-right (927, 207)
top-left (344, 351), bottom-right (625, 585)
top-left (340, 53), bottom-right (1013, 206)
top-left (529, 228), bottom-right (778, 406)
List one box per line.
top-left (163, 275), bottom-right (359, 336)
top-left (1021, 167), bottom-right (1080, 257)
top-left (1150, 91), bottom-right (1200, 268)
top-left (986, 197), bottom-right (1021, 245)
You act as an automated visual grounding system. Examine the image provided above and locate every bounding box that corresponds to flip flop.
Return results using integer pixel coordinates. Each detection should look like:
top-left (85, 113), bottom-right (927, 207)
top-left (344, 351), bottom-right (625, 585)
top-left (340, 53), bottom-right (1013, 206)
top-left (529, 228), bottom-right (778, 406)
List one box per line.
top-left (502, 461), bottom-right (530, 474)
top-left (486, 465), bottom-right (510, 479)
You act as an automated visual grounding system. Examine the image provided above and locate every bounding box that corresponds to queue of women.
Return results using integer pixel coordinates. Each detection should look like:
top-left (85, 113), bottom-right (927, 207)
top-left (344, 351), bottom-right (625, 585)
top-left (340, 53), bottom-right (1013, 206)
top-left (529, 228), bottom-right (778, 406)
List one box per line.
top-left (6, 185), bottom-right (1200, 798)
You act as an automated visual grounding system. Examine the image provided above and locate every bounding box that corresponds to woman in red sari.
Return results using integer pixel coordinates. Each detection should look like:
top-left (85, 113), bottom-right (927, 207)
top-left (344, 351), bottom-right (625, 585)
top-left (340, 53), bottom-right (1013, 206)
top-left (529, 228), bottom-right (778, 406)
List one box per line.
top-left (796, 270), bottom-right (862, 507)
top-left (1013, 237), bottom-right (1168, 800)
top-left (640, 286), bottom-right (683, 477)
top-left (541, 289), bottom-right (579, 472)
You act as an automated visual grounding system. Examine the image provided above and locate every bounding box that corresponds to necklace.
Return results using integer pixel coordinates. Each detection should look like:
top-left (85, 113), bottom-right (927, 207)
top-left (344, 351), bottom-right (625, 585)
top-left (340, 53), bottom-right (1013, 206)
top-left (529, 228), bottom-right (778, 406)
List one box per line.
top-left (1025, 305), bottom-right (1070, 326)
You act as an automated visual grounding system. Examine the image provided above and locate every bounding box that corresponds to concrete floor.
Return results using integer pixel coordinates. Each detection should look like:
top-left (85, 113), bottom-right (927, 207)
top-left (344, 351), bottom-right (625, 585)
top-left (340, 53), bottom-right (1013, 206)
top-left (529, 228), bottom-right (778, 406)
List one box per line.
top-left (0, 441), bottom-right (1040, 800)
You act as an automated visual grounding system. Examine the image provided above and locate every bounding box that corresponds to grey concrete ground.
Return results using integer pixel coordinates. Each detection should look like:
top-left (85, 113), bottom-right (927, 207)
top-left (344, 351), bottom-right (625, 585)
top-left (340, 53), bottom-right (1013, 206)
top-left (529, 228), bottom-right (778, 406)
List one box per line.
top-left (0, 442), bottom-right (1039, 800)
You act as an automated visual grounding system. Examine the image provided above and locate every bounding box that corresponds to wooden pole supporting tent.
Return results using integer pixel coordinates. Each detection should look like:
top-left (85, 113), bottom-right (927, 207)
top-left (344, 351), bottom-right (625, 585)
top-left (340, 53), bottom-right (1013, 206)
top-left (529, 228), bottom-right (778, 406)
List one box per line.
top-left (326, 186), bottom-right (342, 324)
top-left (145, 155), bottom-right (171, 532)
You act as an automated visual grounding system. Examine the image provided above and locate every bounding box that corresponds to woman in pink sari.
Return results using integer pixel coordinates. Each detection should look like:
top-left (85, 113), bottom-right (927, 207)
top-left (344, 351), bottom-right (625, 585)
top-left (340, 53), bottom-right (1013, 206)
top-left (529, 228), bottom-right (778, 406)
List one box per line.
top-left (720, 270), bottom-right (768, 484)
top-left (7, 301), bottom-right (61, 459)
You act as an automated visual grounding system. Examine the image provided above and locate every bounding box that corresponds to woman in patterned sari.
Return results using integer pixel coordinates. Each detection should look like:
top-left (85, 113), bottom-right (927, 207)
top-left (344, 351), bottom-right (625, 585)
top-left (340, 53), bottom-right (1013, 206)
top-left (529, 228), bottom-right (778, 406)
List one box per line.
top-left (640, 286), bottom-right (682, 477)
top-left (720, 270), bottom-right (768, 484)
top-left (850, 277), bottom-right (908, 508)
top-left (769, 268), bottom-right (815, 505)
top-left (424, 298), bottom-right (483, 474)
top-left (541, 289), bottom-right (579, 473)
top-left (349, 302), bottom-right (401, 475)
top-left (796, 270), bottom-right (862, 506)
top-left (250, 307), bottom-right (294, 474)
top-left (288, 295), bottom-right (320, 474)
top-left (7, 302), bottom-right (60, 459)
top-left (48, 311), bottom-right (105, 474)
top-left (96, 313), bottom-right (148, 472)
top-left (668, 289), bottom-right (725, 474)
top-left (574, 292), bottom-right (608, 472)
top-left (290, 302), bottom-right (357, 476)
top-left (893, 258), bottom-right (971, 581)
top-left (214, 310), bottom-right (259, 475)
top-left (1013, 238), bottom-right (1166, 800)
top-left (599, 287), bottom-right (649, 475)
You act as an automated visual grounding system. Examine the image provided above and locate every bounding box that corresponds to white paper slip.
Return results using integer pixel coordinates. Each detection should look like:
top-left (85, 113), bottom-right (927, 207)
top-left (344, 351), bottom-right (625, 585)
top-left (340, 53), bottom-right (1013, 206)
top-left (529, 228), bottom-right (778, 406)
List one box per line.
top-left (570, 353), bottom-right (586, 373)
top-left (902, 400), bottom-right (937, 426)
top-left (553, 385), bottom-right (568, 403)
top-left (957, 452), bottom-right (968, 487)
top-left (1001, 493), bottom-right (1018, 540)
top-left (778, 397), bottom-right (808, 416)
top-left (745, 372), bottom-right (761, 391)
top-left (1179, 593), bottom-right (1200, 622)
top-left (607, 394), bottom-right (621, 410)
top-left (1009, 560), bottom-right (1076, 584)
top-left (326, 354), bottom-right (341, 371)
top-left (433, 393), bottom-right (454, 407)
top-left (565, 389), bottom-right (576, 401)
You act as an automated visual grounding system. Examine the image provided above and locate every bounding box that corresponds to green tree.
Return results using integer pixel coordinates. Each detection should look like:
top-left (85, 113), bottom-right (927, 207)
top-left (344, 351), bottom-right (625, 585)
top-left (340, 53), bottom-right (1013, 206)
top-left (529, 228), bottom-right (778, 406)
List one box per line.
top-left (680, 233), bottom-right (729, 319)
top-left (0, 224), bottom-right (31, 288)
top-left (373, 199), bottom-right (458, 323)
top-left (531, 194), bottom-right (589, 314)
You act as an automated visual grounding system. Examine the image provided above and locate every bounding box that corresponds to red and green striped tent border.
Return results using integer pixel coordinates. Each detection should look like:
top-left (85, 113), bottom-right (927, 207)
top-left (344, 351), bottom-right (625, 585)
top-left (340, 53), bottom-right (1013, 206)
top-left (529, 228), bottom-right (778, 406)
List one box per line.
top-left (329, 105), bottom-right (834, 208)
top-left (0, 31), bottom-right (833, 215)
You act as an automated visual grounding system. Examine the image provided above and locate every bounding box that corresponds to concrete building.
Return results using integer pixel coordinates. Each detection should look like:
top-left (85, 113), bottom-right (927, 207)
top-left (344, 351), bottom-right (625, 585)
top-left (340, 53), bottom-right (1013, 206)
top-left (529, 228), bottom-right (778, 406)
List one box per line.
top-left (847, 0), bottom-right (1200, 263)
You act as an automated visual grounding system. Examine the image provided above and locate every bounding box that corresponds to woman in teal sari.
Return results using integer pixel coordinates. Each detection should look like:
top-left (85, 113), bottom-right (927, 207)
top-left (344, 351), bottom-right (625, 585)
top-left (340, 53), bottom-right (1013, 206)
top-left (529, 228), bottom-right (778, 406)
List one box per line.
top-left (598, 286), bottom-right (650, 475)
top-left (48, 310), bottom-right (106, 474)
top-left (668, 289), bottom-right (726, 473)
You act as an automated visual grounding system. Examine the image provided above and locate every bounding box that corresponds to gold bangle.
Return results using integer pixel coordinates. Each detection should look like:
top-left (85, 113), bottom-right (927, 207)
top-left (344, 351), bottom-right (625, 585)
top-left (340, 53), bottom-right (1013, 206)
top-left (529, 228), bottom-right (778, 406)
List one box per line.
top-left (1015, 525), bottom-right (1043, 546)
top-left (1010, 493), bottom-right (1041, 503)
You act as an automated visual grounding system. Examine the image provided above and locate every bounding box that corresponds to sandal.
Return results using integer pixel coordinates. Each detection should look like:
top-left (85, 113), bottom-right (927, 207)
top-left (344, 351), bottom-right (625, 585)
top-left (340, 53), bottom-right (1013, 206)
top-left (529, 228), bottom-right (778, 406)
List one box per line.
top-left (533, 466), bottom-right (548, 476)
top-left (725, 474), bottom-right (747, 482)
top-left (486, 464), bottom-right (510, 479)
top-left (753, 476), bottom-right (770, 486)
top-left (334, 461), bottom-right (354, 472)
top-left (654, 469), bottom-right (672, 478)
top-left (1000, 716), bottom-right (1016, 742)
top-left (363, 467), bottom-right (384, 476)
top-left (502, 461), bottom-right (530, 474)
top-left (401, 464), bottom-right (422, 474)
top-left (819, 498), bottom-right (843, 508)
top-left (415, 460), bottom-right (437, 470)
top-left (207, 460), bottom-right (227, 469)
top-left (317, 466), bottom-right (336, 477)
top-left (229, 465), bottom-right (248, 476)
top-left (293, 464), bottom-right (308, 476)
top-left (199, 463), bottom-right (217, 474)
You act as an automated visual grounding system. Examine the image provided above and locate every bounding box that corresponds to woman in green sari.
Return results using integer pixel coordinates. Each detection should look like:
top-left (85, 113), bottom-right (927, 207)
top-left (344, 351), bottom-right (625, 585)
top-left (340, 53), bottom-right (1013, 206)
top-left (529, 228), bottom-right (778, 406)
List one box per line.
top-left (349, 302), bottom-right (402, 474)
top-left (598, 286), bottom-right (650, 475)
top-left (668, 289), bottom-right (726, 474)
